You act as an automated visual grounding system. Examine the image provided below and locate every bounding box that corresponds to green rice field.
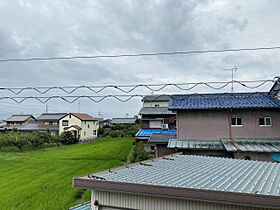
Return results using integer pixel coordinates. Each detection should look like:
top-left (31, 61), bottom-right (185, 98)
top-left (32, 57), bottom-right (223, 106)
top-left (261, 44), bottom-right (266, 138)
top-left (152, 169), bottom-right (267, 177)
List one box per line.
top-left (0, 138), bottom-right (133, 210)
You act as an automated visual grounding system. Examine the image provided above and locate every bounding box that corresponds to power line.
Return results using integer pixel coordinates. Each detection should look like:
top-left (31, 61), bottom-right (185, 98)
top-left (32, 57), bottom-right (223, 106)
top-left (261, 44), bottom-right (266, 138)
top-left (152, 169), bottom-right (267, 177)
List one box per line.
top-left (0, 79), bottom-right (275, 95)
top-left (0, 92), bottom-right (273, 104)
top-left (0, 46), bottom-right (280, 62)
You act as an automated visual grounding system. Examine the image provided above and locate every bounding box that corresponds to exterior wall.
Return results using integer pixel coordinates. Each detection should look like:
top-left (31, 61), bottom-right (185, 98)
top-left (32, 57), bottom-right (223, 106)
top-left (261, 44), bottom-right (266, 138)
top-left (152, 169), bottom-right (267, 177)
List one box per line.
top-left (142, 114), bottom-right (176, 129)
top-left (156, 144), bottom-right (176, 157)
top-left (143, 101), bottom-right (169, 108)
top-left (91, 190), bottom-right (270, 210)
top-left (59, 115), bottom-right (81, 135)
top-left (177, 109), bottom-right (280, 140)
top-left (80, 120), bottom-right (99, 140)
top-left (59, 114), bottom-right (99, 140)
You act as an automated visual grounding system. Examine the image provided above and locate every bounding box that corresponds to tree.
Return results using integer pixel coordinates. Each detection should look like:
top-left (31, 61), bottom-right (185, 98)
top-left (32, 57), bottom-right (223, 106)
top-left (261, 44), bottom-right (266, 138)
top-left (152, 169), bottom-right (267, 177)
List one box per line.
top-left (9, 132), bottom-right (30, 150)
top-left (0, 134), bottom-right (9, 150)
top-left (60, 131), bottom-right (78, 145)
top-left (127, 142), bottom-right (149, 163)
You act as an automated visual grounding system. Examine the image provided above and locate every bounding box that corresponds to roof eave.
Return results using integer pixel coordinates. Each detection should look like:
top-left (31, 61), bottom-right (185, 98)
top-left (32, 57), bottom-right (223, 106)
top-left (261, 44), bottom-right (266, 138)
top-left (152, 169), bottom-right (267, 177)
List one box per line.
top-left (73, 178), bottom-right (280, 209)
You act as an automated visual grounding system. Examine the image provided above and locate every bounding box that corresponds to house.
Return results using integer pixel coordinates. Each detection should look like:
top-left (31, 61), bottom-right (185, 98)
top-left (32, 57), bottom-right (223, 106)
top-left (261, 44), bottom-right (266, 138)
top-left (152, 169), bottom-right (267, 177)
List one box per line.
top-left (167, 91), bottom-right (280, 162)
top-left (59, 113), bottom-right (99, 140)
top-left (110, 117), bottom-right (137, 125)
top-left (19, 113), bottom-right (67, 136)
top-left (98, 119), bottom-right (112, 129)
top-left (73, 154), bottom-right (280, 210)
top-left (0, 120), bottom-right (6, 127)
top-left (135, 95), bottom-right (177, 152)
top-left (6, 114), bottom-right (35, 128)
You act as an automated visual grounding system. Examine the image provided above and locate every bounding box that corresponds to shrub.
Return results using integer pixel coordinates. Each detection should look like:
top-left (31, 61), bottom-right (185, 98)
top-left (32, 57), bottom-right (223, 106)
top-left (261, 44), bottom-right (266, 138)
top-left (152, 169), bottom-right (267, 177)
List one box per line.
top-left (60, 131), bottom-right (78, 145)
top-left (0, 133), bottom-right (10, 150)
top-left (8, 132), bottom-right (30, 150)
top-left (127, 142), bottom-right (149, 163)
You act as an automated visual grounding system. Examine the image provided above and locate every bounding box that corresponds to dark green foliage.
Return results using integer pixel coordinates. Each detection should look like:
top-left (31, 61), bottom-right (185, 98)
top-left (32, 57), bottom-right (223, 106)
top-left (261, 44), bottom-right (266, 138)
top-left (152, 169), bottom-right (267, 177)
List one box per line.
top-left (8, 131), bottom-right (30, 150)
top-left (60, 131), bottom-right (78, 145)
top-left (0, 134), bottom-right (9, 150)
top-left (127, 142), bottom-right (149, 163)
top-left (99, 123), bottom-right (140, 138)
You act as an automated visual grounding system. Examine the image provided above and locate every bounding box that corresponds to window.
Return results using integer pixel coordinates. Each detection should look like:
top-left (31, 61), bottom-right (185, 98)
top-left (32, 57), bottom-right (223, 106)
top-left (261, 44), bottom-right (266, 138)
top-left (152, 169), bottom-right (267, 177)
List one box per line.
top-left (259, 117), bottom-right (272, 126)
top-left (155, 104), bottom-right (160, 107)
top-left (69, 114), bottom-right (71, 118)
top-left (49, 121), bottom-right (53, 125)
top-left (93, 130), bottom-right (96, 135)
top-left (84, 131), bottom-right (86, 136)
top-left (44, 121), bottom-right (49, 125)
top-left (88, 124), bottom-right (90, 128)
top-left (62, 120), bottom-right (68, 126)
top-left (84, 121), bottom-right (86, 125)
top-left (231, 117), bottom-right (242, 126)
top-left (149, 120), bottom-right (162, 128)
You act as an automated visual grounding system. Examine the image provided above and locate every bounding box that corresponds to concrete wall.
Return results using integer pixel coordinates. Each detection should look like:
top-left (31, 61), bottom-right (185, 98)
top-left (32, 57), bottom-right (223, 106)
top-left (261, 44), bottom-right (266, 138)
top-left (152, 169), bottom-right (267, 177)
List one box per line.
top-left (177, 109), bottom-right (280, 140)
top-left (91, 190), bottom-right (271, 210)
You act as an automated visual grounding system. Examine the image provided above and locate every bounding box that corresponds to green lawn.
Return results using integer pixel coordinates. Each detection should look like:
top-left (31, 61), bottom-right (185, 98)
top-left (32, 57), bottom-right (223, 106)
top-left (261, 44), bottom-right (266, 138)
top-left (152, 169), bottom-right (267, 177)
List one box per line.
top-left (0, 138), bottom-right (133, 210)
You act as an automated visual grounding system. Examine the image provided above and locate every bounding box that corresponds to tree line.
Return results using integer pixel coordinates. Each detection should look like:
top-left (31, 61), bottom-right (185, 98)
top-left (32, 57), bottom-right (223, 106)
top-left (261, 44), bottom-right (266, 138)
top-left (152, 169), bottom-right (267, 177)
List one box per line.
top-left (0, 128), bottom-right (78, 151)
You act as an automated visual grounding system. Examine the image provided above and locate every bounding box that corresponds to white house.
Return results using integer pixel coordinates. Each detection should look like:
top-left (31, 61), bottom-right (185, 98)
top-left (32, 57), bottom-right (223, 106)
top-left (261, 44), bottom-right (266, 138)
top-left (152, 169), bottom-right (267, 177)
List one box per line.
top-left (59, 113), bottom-right (99, 140)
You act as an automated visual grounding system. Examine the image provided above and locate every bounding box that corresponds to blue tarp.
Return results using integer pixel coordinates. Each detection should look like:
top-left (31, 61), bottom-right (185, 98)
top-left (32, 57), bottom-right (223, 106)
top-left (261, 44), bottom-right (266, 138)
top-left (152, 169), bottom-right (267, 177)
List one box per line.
top-left (270, 153), bottom-right (280, 162)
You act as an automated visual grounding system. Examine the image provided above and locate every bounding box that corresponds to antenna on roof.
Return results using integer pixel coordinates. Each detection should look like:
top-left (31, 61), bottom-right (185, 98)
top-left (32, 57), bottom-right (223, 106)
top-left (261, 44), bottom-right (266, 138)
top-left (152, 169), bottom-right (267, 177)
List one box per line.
top-left (225, 66), bottom-right (237, 93)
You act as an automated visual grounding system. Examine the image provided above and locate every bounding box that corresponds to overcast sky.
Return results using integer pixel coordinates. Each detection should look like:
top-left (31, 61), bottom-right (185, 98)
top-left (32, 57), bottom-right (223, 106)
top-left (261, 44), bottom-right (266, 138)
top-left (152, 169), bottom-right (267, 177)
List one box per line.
top-left (0, 0), bottom-right (279, 119)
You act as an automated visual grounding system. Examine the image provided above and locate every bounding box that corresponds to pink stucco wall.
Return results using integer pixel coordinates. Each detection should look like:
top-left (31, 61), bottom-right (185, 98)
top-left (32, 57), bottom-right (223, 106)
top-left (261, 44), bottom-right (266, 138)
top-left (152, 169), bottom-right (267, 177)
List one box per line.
top-left (177, 109), bottom-right (280, 140)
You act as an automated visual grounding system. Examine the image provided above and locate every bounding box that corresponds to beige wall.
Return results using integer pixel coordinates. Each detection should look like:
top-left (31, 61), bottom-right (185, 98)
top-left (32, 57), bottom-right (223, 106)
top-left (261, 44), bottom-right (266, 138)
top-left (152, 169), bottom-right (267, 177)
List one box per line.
top-left (59, 114), bottom-right (99, 140)
top-left (177, 109), bottom-right (280, 140)
top-left (91, 190), bottom-right (270, 210)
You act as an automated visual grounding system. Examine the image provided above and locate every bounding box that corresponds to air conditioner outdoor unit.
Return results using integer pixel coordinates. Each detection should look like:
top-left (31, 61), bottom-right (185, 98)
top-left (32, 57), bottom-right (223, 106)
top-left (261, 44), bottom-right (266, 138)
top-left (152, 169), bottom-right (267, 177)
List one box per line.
top-left (162, 124), bottom-right (169, 129)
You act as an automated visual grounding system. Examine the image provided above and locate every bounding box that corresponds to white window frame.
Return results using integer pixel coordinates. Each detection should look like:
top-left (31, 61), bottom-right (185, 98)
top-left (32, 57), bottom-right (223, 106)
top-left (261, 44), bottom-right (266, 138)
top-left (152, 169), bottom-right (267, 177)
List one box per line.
top-left (231, 117), bottom-right (243, 127)
top-left (259, 117), bottom-right (272, 127)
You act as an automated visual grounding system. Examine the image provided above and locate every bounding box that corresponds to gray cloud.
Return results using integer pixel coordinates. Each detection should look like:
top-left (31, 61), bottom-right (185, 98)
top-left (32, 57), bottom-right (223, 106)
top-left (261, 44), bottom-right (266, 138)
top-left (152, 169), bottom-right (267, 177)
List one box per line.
top-left (0, 0), bottom-right (279, 119)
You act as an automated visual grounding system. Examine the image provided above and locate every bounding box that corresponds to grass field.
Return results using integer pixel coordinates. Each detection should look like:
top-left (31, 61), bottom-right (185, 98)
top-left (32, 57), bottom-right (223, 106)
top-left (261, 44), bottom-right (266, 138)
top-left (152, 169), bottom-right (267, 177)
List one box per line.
top-left (0, 138), bottom-right (133, 210)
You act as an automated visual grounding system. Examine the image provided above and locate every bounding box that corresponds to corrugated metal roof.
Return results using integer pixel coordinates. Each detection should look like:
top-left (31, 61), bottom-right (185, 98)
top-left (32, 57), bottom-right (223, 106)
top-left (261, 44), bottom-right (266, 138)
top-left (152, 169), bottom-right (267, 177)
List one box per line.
top-left (69, 201), bottom-right (91, 210)
top-left (135, 129), bottom-right (177, 137)
top-left (6, 115), bottom-right (34, 122)
top-left (221, 138), bottom-right (280, 152)
top-left (168, 92), bottom-right (280, 110)
top-left (142, 95), bottom-right (170, 102)
top-left (139, 107), bottom-right (175, 115)
top-left (19, 121), bottom-right (59, 131)
top-left (168, 139), bottom-right (225, 150)
top-left (91, 155), bottom-right (280, 196)
top-left (148, 133), bottom-right (177, 144)
top-left (37, 113), bottom-right (67, 121)
top-left (111, 118), bottom-right (136, 124)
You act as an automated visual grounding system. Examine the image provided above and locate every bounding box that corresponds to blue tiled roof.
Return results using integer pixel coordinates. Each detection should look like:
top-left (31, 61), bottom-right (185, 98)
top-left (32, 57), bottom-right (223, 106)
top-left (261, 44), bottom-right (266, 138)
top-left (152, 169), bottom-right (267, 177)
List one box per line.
top-left (135, 129), bottom-right (177, 137)
top-left (69, 201), bottom-right (91, 210)
top-left (168, 92), bottom-right (280, 110)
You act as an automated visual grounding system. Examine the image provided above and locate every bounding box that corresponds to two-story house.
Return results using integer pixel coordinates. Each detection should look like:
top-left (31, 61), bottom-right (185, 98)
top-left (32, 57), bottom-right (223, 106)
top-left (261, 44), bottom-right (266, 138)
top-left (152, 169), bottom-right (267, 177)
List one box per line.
top-left (167, 90), bottom-right (280, 162)
top-left (6, 114), bottom-right (35, 128)
top-left (59, 113), bottom-right (99, 141)
top-left (135, 95), bottom-right (177, 152)
top-left (20, 113), bottom-right (67, 136)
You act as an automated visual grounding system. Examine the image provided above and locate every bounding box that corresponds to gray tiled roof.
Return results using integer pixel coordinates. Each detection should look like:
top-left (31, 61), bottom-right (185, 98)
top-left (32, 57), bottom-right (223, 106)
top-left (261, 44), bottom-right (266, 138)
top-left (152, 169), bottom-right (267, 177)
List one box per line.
top-left (111, 118), bottom-right (136, 124)
top-left (168, 139), bottom-right (225, 150)
top-left (91, 155), bottom-right (280, 196)
top-left (37, 113), bottom-right (67, 121)
top-left (19, 121), bottom-right (58, 131)
top-left (148, 133), bottom-right (177, 144)
top-left (6, 115), bottom-right (34, 122)
top-left (139, 107), bottom-right (174, 115)
top-left (142, 95), bottom-right (170, 102)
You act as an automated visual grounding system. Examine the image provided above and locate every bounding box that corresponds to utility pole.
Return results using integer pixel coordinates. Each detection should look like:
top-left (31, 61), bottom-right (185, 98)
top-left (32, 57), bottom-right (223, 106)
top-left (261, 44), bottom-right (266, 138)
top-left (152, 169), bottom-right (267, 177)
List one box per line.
top-left (45, 104), bottom-right (48, 113)
top-left (98, 111), bottom-right (102, 119)
top-left (78, 100), bottom-right (80, 113)
top-left (225, 66), bottom-right (237, 92)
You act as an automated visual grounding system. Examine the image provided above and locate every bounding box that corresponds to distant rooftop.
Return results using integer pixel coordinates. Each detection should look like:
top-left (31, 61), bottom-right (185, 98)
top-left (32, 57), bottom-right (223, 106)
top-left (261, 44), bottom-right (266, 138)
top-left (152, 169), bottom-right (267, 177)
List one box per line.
top-left (70, 113), bottom-right (97, 121)
top-left (37, 113), bottom-right (67, 121)
top-left (6, 114), bottom-right (35, 122)
top-left (142, 95), bottom-right (170, 102)
top-left (19, 121), bottom-right (59, 131)
top-left (139, 107), bottom-right (174, 115)
top-left (135, 129), bottom-right (177, 137)
top-left (169, 92), bottom-right (280, 110)
top-left (111, 118), bottom-right (136, 124)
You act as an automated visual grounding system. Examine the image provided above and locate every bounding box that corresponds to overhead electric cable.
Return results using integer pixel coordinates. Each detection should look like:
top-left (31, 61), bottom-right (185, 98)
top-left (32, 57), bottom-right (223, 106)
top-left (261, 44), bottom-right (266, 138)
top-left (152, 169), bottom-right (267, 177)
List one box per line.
top-left (0, 46), bottom-right (280, 62)
top-left (0, 79), bottom-right (274, 95)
